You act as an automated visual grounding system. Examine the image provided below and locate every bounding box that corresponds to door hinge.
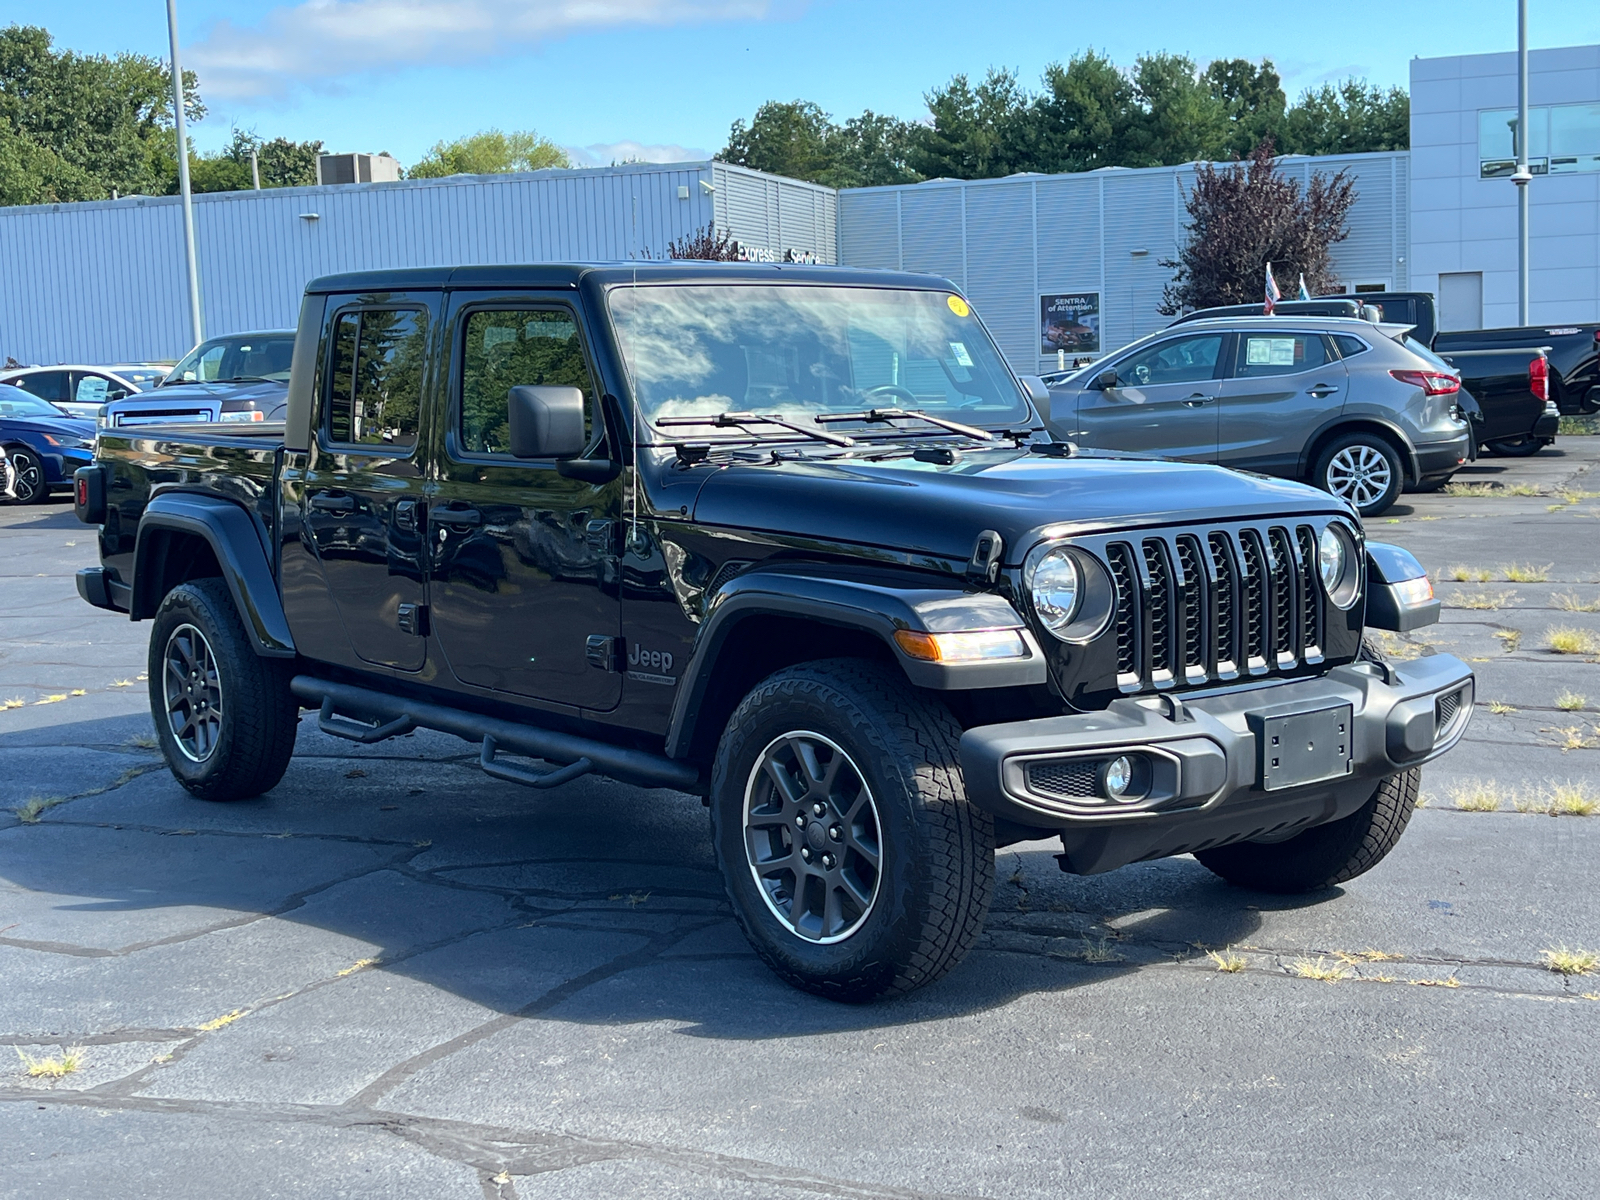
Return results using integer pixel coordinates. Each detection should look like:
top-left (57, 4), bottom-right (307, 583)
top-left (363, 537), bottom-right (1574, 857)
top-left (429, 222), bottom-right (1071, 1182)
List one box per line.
top-left (586, 634), bottom-right (623, 672)
top-left (398, 603), bottom-right (430, 637)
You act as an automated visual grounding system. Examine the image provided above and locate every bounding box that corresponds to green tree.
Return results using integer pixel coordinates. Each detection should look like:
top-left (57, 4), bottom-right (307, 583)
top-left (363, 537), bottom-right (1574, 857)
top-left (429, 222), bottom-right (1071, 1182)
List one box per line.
top-left (911, 68), bottom-right (1031, 180)
top-left (1030, 50), bottom-right (1138, 173)
top-left (408, 128), bottom-right (570, 178)
top-left (185, 129), bottom-right (323, 193)
top-left (1282, 80), bottom-right (1409, 155)
top-left (1203, 58), bottom-right (1287, 157)
top-left (0, 23), bottom-right (202, 204)
top-left (1124, 52), bottom-right (1230, 167)
top-left (825, 110), bottom-right (921, 187)
top-left (721, 100), bottom-right (834, 181)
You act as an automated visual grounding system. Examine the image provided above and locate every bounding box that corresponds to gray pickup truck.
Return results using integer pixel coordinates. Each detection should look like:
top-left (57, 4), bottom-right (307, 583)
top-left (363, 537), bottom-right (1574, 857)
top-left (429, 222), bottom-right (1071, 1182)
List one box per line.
top-left (73, 263), bottom-right (1473, 1001)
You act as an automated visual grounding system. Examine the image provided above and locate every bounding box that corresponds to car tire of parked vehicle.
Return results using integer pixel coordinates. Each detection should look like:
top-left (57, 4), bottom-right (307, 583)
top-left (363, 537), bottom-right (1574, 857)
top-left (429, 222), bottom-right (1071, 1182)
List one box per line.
top-left (710, 659), bottom-right (995, 1002)
top-left (1483, 434), bottom-right (1548, 457)
top-left (148, 578), bottom-right (299, 802)
top-left (1193, 767), bottom-right (1421, 893)
top-left (6, 447), bottom-right (45, 505)
top-left (1312, 431), bottom-right (1405, 518)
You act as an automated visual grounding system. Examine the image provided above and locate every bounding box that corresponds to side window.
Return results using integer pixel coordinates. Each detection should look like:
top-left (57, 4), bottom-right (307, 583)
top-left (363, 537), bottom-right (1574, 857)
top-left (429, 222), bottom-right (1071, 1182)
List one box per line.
top-left (1117, 335), bottom-right (1224, 387)
top-left (1332, 334), bottom-right (1370, 359)
top-left (1234, 332), bottom-right (1329, 378)
top-left (73, 374), bottom-right (112, 405)
top-left (323, 308), bottom-right (425, 451)
top-left (17, 370), bottom-right (69, 403)
top-left (460, 309), bottom-right (592, 456)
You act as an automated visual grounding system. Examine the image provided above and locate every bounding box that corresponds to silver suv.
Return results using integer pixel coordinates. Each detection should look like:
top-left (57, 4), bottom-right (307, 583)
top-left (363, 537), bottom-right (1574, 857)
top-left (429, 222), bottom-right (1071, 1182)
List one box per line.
top-left (1045, 316), bottom-right (1473, 517)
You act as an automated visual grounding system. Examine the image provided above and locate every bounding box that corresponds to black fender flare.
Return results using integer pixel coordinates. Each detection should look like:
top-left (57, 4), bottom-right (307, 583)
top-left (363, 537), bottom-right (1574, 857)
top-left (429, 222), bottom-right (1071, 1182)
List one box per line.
top-left (1300, 415), bottom-right (1420, 483)
top-left (132, 492), bottom-right (296, 657)
top-left (663, 563), bottom-right (1046, 759)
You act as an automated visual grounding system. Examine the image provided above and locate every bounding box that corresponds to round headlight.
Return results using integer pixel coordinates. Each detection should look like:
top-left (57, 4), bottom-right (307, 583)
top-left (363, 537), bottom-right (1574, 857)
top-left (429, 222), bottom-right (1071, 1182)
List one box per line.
top-left (1030, 547), bottom-right (1082, 634)
top-left (1318, 525), bottom-right (1346, 592)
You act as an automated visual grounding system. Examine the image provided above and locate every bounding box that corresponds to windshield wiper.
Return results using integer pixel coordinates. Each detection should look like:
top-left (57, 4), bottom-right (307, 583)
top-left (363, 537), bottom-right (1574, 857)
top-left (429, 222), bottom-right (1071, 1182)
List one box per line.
top-left (655, 411), bottom-right (856, 447)
top-left (815, 408), bottom-right (994, 442)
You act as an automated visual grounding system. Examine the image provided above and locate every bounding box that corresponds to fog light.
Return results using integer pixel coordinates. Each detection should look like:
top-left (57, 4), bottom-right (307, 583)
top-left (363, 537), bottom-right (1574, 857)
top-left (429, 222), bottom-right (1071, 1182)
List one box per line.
top-left (1101, 755), bottom-right (1135, 801)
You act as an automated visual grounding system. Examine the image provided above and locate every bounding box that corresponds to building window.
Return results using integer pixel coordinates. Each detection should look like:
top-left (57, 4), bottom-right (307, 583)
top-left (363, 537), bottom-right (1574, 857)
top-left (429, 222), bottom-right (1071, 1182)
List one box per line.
top-left (1479, 102), bottom-right (1600, 178)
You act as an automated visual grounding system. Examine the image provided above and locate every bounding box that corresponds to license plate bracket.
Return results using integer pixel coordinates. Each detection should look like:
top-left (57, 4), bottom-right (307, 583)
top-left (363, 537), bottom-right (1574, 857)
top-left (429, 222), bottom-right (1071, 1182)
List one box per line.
top-left (1247, 702), bottom-right (1354, 792)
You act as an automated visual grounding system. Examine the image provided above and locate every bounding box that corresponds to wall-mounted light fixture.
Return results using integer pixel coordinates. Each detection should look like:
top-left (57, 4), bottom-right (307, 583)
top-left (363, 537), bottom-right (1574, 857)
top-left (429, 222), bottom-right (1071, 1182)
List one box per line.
top-left (299, 212), bottom-right (320, 221)
top-left (699, 179), bottom-right (716, 195)
top-left (1130, 248), bottom-right (1149, 257)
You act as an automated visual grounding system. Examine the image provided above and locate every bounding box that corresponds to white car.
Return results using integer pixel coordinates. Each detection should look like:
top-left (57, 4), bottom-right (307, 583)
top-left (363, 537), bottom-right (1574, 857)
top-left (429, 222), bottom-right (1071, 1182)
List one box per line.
top-left (0, 364), bottom-right (169, 420)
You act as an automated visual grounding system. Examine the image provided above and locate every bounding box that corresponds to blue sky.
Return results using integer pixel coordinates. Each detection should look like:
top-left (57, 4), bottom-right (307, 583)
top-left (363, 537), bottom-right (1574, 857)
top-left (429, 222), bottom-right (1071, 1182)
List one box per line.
top-left (15, 0), bottom-right (1600, 167)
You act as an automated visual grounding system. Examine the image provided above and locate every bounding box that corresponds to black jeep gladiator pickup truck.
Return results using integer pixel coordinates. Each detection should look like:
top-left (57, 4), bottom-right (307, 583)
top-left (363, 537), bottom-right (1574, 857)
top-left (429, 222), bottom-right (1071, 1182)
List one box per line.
top-left (73, 263), bottom-right (1474, 1001)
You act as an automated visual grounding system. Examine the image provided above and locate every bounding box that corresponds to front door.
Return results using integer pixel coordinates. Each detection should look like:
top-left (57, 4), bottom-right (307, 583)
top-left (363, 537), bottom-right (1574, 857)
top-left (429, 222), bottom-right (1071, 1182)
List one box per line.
top-left (427, 296), bottom-right (623, 710)
top-left (1216, 331), bottom-right (1347, 474)
top-left (298, 295), bottom-right (435, 672)
top-left (1074, 333), bottom-right (1225, 461)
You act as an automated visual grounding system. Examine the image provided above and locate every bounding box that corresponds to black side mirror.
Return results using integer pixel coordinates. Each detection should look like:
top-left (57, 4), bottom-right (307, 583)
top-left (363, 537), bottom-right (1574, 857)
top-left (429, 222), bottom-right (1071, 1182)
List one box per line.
top-left (507, 386), bottom-right (586, 459)
top-left (1093, 369), bottom-right (1119, 391)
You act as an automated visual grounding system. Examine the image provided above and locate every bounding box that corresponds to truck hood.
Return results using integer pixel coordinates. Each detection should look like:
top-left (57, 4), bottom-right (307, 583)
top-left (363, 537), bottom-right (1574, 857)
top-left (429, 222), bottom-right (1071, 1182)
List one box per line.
top-left (687, 446), bottom-right (1351, 564)
top-left (140, 379), bottom-right (287, 404)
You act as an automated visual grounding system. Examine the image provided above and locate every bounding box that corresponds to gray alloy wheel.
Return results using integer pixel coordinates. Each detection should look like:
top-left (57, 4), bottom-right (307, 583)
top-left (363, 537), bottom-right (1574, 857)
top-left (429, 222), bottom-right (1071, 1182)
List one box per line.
top-left (7, 447), bottom-right (44, 504)
top-left (743, 730), bottom-right (882, 944)
top-left (1324, 443), bottom-right (1393, 510)
top-left (163, 622), bottom-right (224, 763)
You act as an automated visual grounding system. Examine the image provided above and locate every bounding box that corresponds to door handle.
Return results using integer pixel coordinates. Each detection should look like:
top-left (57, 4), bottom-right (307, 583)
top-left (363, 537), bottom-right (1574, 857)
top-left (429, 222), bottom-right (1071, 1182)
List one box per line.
top-left (434, 506), bottom-right (482, 527)
top-left (394, 499), bottom-right (421, 532)
top-left (1181, 394), bottom-right (1216, 407)
top-left (1307, 385), bottom-right (1340, 399)
top-left (309, 494), bottom-right (356, 512)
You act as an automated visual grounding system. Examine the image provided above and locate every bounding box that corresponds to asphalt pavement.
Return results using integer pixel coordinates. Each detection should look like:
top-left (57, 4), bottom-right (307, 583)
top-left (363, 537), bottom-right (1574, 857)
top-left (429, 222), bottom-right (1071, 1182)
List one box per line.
top-left (2, 443), bottom-right (1597, 1199)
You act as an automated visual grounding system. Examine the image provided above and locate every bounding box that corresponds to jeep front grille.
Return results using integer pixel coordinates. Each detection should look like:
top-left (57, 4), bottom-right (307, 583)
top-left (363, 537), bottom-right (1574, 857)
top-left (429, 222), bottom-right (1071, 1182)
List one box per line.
top-left (1108, 524), bottom-right (1328, 693)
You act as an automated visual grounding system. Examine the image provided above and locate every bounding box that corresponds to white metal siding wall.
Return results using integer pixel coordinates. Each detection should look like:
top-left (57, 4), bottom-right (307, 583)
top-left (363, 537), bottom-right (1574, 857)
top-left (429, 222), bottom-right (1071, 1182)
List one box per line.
top-left (839, 152), bottom-right (1410, 371)
top-left (1, 162), bottom-right (724, 365)
top-left (711, 163), bottom-right (839, 262)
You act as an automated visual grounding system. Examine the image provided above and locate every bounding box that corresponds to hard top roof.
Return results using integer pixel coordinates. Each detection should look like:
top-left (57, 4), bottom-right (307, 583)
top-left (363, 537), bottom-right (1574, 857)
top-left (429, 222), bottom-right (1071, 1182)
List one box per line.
top-left (304, 261), bottom-right (957, 296)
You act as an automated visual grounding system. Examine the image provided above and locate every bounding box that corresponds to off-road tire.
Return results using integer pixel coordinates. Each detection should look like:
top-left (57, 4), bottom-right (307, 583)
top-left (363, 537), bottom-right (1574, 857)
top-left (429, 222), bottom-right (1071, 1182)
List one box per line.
top-left (149, 578), bottom-right (299, 802)
top-left (1194, 768), bottom-right (1422, 893)
top-left (710, 659), bottom-right (994, 1002)
top-left (1312, 431), bottom-right (1405, 517)
top-left (7, 447), bottom-right (46, 504)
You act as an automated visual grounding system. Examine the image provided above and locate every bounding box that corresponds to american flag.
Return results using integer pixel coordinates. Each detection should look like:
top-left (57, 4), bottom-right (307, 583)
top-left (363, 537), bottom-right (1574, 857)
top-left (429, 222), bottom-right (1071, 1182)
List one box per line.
top-left (1264, 262), bottom-right (1282, 315)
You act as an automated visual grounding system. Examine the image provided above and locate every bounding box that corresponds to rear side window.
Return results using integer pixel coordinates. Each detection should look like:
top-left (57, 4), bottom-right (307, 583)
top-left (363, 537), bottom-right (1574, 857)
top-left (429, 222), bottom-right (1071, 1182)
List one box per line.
top-left (324, 308), bottom-right (426, 451)
top-left (1332, 335), bottom-right (1370, 359)
top-left (1235, 333), bottom-right (1329, 377)
top-left (15, 370), bottom-right (69, 402)
top-left (459, 309), bottom-right (593, 456)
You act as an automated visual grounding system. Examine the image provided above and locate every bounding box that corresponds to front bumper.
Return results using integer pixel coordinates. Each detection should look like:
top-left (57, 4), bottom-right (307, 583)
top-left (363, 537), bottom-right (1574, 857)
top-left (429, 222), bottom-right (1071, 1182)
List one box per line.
top-left (961, 654), bottom-right (1473, 875)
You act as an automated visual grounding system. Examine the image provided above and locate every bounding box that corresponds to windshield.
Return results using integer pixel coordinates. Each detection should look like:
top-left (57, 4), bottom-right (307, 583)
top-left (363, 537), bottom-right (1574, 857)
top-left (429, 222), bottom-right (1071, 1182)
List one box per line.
top-left (164, 334), bottom-right (295, 386)
top-left (0, 389), bottom-right (71, 419)
top-left (607, 285), bottom-right (1031, 436)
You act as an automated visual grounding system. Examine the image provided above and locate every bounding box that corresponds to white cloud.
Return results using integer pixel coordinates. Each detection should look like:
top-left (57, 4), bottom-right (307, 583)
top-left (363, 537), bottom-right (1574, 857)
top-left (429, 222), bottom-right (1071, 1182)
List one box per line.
top-left (565, 140), bottom-right (712, 166)
top-left (190, 0), bottom-right (776, 99)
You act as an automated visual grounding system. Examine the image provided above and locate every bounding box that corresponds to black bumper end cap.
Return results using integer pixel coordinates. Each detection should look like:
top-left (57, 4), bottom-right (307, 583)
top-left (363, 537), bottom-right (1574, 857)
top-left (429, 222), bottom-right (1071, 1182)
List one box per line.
top-left (76, 567), bottom-right (115, 611)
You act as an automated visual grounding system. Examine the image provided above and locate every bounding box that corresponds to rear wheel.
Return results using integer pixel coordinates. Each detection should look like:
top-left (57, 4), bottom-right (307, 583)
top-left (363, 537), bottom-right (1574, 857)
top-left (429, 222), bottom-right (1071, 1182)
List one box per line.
top-left (149, 578), bottom-right (299, 802)
top-left (1195, 769), bottom-right (1421, 893)
top-left (1484, 434), bottom-right (1547, 457)
top-left (710, 659), bottom-right (994, 1002)
top-left (1313, 432), bottom-right (1404, 517)
top-left (7, 447), bottom-right (45, 504)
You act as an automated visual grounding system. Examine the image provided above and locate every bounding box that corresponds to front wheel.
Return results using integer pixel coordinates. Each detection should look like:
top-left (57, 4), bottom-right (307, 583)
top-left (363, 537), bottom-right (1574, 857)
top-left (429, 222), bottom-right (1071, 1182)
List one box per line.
top-left (7, 447), bottom-right (46, 504)
top-left (710, 660), bottom-right (994, 1002)
top-left (1313, 432), bottom-right (1405, 517)
top-left (149, 578), bottom-right (300, 802)
top-left (1484, 434), bottom-right (1547, 457)
top-left (1194, 769), bottom-right (1421, 893)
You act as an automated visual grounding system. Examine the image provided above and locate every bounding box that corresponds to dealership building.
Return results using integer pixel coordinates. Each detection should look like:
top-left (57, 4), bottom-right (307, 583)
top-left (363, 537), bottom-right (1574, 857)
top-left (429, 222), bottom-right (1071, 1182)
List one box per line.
top-left (1, 42), bottom-right (1596, 373)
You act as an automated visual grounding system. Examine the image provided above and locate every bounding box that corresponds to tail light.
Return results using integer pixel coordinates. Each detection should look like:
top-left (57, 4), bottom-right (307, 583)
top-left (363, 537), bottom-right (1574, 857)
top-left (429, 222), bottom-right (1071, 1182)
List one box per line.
top-left (1529, 355), bottom-right (1549, 401)
top-left (1389, 369), bottom-right (1460, 396)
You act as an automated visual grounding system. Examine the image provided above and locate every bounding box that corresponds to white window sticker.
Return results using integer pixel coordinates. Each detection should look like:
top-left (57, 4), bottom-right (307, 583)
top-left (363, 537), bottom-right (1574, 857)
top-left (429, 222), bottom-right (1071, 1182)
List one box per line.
top-left (1246, 337), bottom-right (1298, 366)
top-left (949, 342), bottom-right (974, 367)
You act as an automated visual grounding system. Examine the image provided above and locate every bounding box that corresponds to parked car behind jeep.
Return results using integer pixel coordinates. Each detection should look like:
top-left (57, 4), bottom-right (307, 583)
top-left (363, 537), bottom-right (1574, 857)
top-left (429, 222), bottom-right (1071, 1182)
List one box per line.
top-left (1047, 315), bottom-right (1473, 516)
top-left (101, 330), bottom-right (293, 429)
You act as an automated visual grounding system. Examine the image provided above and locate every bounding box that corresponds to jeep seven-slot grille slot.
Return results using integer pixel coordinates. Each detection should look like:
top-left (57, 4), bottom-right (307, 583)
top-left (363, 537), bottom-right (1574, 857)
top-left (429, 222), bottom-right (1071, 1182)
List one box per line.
top-left (1107, 525), bottom-right (1328, 693)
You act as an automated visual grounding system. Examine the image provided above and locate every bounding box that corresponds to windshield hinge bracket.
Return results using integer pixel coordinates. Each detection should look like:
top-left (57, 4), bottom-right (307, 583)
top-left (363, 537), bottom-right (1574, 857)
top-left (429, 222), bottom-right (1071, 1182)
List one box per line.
top-left (966, 530), bottom-right (1003, 585)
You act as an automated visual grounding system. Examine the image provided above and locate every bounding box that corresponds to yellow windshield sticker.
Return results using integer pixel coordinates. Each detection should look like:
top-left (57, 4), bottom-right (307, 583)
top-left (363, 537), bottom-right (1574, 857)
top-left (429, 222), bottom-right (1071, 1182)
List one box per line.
top-left (946, 295), bottom-right (970, 318)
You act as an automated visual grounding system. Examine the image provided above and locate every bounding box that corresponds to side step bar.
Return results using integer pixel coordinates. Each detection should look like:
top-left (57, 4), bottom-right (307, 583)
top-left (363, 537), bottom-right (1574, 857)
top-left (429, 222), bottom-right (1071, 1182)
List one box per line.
top-left (290, 676), bottom-right (701, 793)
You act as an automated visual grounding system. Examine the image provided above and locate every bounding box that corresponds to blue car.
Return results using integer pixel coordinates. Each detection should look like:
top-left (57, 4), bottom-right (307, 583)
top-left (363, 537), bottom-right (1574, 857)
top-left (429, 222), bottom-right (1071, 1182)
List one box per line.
top-left (0, 386), bottom-right (97, 504)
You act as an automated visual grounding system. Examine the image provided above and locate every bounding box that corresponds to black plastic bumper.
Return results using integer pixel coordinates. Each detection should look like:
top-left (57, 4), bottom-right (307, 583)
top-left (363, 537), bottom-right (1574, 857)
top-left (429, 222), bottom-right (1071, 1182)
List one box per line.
top-left (76, 566), bottom-right (129, 613)
top-left (1533, 410), bottom-right (1561, 438)
top-left (960, 654), bottom-right (1474, 875)
top-left (1414, 434), bottom-right (1472, 480)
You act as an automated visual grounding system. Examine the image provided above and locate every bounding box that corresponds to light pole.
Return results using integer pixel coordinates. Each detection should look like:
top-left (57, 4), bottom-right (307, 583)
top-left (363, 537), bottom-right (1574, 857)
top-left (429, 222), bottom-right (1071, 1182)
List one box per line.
top-left (166, 0), bottom-right (204, 346)
top-left (1511, 0), bottom-right (1531, 326)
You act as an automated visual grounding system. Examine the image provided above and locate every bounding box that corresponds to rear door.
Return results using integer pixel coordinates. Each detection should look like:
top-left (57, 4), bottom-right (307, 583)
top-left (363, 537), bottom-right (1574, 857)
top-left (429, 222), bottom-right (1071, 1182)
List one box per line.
top-left (297, 294), bottom-right (436, 672)
top-left (1073, 332), bottom-right (1225, 460)
top-left (426, 294), bottom-right (622, 710)
top-left (1216, 330), bottom-right (1347, 475)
